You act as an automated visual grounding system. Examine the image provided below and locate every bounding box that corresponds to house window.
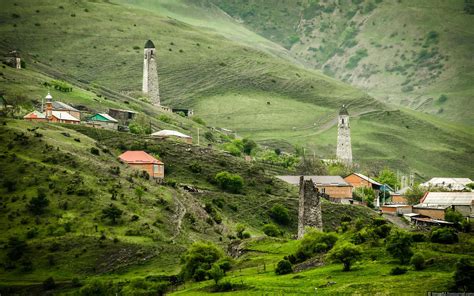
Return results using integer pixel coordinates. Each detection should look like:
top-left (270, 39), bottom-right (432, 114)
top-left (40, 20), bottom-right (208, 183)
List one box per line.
top-left (153, 164), bottom-right (159, 174)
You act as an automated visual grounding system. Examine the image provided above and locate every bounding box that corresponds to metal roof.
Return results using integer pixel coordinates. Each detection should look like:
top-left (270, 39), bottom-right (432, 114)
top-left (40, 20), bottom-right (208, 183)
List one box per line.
top-left (151, 130), bottom-right (192, 139)
top-left (339, 105), bottom-right (349, 115)
top-left (145, 40), bottom-right (155, 48)
top-left (52, 111), bottom-right (80, 121)
top-left (90, 113), bottom-right (118, 123)
top-left (276, 175), bottom-right (351, 186)
top-left (421, 177), bottom-right (473, 190)
top-left (52, 101), bottom-right (79, 112)
top-left (420, 192), bottom-right (474, 206)
top-left (351, 173), bottom-right (382, 186)
top-left (119, 151), bottom-right (163, 164)
top-left (23, 110), bottom-right (46, 119)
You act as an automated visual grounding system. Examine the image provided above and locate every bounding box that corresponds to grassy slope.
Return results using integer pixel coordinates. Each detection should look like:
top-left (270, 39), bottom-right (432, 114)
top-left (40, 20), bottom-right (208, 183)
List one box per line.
top-left (0, 0), bottom-right (473, 179)
top-left (208, 0), bottom-right (474, 125)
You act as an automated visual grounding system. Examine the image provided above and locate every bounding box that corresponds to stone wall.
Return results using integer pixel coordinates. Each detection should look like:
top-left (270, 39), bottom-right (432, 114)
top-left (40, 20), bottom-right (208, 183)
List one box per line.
top-left (298, 176), bottom-right (323, 239)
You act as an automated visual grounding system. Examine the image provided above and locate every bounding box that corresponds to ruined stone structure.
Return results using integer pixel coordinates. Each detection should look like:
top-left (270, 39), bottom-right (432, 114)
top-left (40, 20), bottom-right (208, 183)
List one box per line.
top-left (142, 40), bottom-right (160, 106)
top-left (336, 105), bottom-right (352, 165)
top-left (298, 176), bottom-right (323, 239)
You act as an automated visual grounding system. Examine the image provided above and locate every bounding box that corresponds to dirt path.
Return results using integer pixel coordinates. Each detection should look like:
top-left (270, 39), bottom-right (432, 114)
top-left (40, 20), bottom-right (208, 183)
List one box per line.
top-left (383, 213), bottom-right (411, 230)
top-left (171, 192), bottom-right (187, 240)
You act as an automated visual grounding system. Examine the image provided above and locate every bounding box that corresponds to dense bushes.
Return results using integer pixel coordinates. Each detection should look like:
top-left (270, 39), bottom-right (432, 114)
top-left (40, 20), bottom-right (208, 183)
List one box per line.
top-left (180, 242), bottom-right (229, 282)
top-left (291, 230), bottom-right (338, 263)
top-left (430, 227), bottom-right (458, 244)
top-left (327, 242), bottom-right (362, 271)
top-left (386, 230), bottom-right (413, 264)
top-left (410, 253), bottom-right (425, 270)
top-left (263, 224), bottom-right (281, 237)
top-left (215, 171), bottom-right (243, 193)
top-left (28, 189), bottom-right (50, 215)
top-left (275, 259), bottom-right (292, 275)
top-left (269, 204), bottom-right (290, 225)
top-left (454, 258), bottom-right (474, 292)
top-left (390, 266), bottom-right (407, 275)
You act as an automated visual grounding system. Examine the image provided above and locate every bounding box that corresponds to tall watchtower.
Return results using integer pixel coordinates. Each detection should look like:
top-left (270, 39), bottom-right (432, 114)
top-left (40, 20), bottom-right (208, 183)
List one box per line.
top-left (142, 40), bottom-right (160, 106)
top-left (336, 105), bottom-right (352, 165)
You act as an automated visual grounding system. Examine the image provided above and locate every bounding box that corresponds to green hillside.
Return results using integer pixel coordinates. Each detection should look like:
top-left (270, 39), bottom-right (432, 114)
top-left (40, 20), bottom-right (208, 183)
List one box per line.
top-left (208, 0), bottom-right (474, 125)
top-left (0, 0), bottom-right (472, 178)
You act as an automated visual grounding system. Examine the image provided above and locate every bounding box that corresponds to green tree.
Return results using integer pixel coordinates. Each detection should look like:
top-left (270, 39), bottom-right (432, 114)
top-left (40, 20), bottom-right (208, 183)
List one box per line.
top-left (386, 230), bottom-right (413, 264)
top-left (327, 242), bottom-right (362, 271)
top-left (209, 264), bottom-right (224, 284)
top-left (262, 224), bottom-right (281, 237)
top-left (242, 138), bottom-right (257, 155)
top-left (269, 204), bottom-right (290, 225)
top-left (445, 208), bottom-right (464, 224)
top-left (135, 186), bottom-right (145, 203)
top-left (215, 171), bottom-right (244, 193)
top-left (410, 253), bottom-right (425, 270)
top-left (180, 241), bottom-right (223, 281)
top-left (430, 227), bottom-right (458, 244)
top-left (101, 204), bottom-right (123, 224)
top-left (28, 189), bottom-right (50, 215)
top-left (275, 259), bottom-right (293, 275)
top-left (235, 223), bottom-right (246, 239)
top-left (454, 258), bottom-right (474, 292)
top-left (405, 185), bottom-right (425, 205)
top-left (295, 229), bottom-right (338, 262)
top-left (7, 236), bottom-right (28, 261)
top-left (375, 168), bottom-right (400, 190)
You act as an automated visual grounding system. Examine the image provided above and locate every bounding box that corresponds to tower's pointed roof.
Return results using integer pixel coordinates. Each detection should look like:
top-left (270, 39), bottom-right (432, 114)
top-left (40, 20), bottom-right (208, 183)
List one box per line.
top-left (339, 104), bottom-right (349, 115)
top-left (144, 40), bottom-right (155, 49)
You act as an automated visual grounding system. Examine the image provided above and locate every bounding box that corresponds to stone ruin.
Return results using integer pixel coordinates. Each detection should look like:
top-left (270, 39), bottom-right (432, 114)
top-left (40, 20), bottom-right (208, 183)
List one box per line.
top-left (298, 176), bottom-right (323, 239)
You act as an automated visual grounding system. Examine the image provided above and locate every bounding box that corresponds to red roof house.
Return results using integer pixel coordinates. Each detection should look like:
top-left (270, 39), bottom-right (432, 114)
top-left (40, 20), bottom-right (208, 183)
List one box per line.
top-left (119, 151), bottom-right (164, 179)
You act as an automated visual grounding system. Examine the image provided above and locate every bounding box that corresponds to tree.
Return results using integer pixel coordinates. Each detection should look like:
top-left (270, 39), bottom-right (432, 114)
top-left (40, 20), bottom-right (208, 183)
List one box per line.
top-left (101, 204), bottom-right (123, 224)
top-left (430, 227), bottom-right (458, 244)
top-left (242, 138), bottom-right (257, 155)
top-left (7, 236), bottom-right (28, 261)
top-left (209, 264), bottom-right (224, 284)
top-left (353, 187), bottom-right (375, 207)
top-left (275, 259), bottom-right (292, 275)
top-left (180, 241), bottom-right (224, 281)
top-left (410, 253), bottom-right (425, 270)
top-left (454, 258), bottom-right (474, 292)
top-left (445, 208), bottom-right (464, 224)
top-left (375, 168), bottom-right (400, 190)
top-left (262, 224), bottom-right (281, 237)
top-left (43, 277), bottom-right (56, 290)
top-left (28, 189), bottom-right (50, 215)
top-left (235, 223), bottom-right (246, 239)
top-left (295, 229), bottom-right (338, 262)
top-left (386, 230), bottom-right (413, 264)
top-left (405, 185), bottom-right (425, 205)
top-left (327, 242), bottom-right (362, 271)
top-left (135, 186), bottom-right (145, 203)
top-left (269, 204), bottom-right (290, 225)
top-left (215, 171), bottom-right (244, 193)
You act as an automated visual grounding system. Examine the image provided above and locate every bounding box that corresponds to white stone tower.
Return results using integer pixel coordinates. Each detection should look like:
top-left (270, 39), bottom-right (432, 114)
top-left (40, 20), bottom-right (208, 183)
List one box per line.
top-left (336, 105), bottom-right (352, 165)
top-left (142, 40), bottom-right (160, 106)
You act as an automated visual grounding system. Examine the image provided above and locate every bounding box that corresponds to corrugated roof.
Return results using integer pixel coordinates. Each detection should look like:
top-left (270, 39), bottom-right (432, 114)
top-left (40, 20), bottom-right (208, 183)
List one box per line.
top-left (352, 173), bottom-right (382, 186)
top-left (421, 177), bottom-right (472, 190)
top-left (90, 113), bottom-right (118, 123)
top-left (151, 130), bottom-right (192, 139)
top-left (24, 110), bottom-right (46, 119)
top-left (276, 175), bottom-right (351, 186)
top-left (119, 151), bottom-right (163, 164)
top-left (52, 101), bottom-right (79, 112)
top-left (420, 192), bottom-right (474, 206)
top-left (52, 111), bottom-right (80, 121)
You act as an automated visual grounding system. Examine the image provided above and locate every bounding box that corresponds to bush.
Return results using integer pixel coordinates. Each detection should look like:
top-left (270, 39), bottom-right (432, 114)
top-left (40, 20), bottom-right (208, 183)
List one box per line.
top-left (445, 208), bottom-right (464, 224)
top-left (269, 204), bottom-right (290, 225)
top-left (215, 171), bottom-right (244, 193)
top-left (390, 266), bottom-right (407, 275)
top-left (275, 259), bottom-right (292, 275)
top-left (204, 131), bottom-right (215, 142)
top-left (101, 204), bottom-right (123, 224)
top-left (158, 114), bottom-right (171, 123)
top-left (294, 230), bottom-right (338, 262)
top-left (192, 117), bottom-right (206, 125)
top-left (209, 264), bottom-right (224, 284)
top-left (43, 277), bottom-right (56, 290)
top-left (263, 224), bottom-right (281, 237)
top-left (430, 227), bottom-right (458, 244)
top-left (327, 242), bottom-right (362, 271)
top-left (454, 258), bottom-right (474, 292)
top-left (411, 233), bottom-right (426, 242)
top-left (386, 230), bottom-right (413, 264)
top-left (90, 147), bottom-right (100, 155)
top-left (28, 189), bottom-right (49, 215)
top-left (7, 237), bottom-right (28, 261)
top-left (180, 241), bottom-right (223, 281)
top-left (410, 253), bottom-right (425, 270)
top-left (189, 162), bottom-right (202, 173)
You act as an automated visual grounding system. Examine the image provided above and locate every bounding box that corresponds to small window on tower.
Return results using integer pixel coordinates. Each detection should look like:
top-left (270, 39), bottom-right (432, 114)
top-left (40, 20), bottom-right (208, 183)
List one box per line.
top-left (342, 119), bottom-right (345, 124)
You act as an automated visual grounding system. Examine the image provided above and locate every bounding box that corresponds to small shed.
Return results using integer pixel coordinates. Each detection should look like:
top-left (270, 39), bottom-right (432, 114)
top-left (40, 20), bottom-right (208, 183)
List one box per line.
top-left (151, 130), bottom-right (193, 144)
top-left (87, 113), bottom-right (118, 130)
top-left (119, 151), bottom-right (164, 179)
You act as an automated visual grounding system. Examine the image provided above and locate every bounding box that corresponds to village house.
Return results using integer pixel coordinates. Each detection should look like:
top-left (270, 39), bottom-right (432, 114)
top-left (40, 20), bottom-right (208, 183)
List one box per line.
top-left (380, 204), bottom-right (412, 215)
top-left (344, 173), bottom-right (382, 191)
top-left (151, 129), bottom-right (192, 144)
top-left (108, 108), bottom-right (137, 125)
top-left (119, 150), bottom-right (164, 179)
top-left (420, 177), bottom-right (473, 191)
top-left (412, 191), bottom-right (474, 220)
top-left (23, 93), bottom-right (80, 124)
top-left (87, 113), bottom-right (119, 130)
top-left (276, 175), bottom-right (353, 203)
top-left (390, 186), bottom-right (410, 204)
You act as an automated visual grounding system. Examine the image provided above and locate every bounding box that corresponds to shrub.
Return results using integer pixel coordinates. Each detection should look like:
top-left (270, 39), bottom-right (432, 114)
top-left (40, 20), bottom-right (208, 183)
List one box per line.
top-left (411, 233), bottom-right (426, 242)
top-left (43, 277), bottom-right (56, 290)
top-left (275, 259), bottom-right (292, 275)
top-left (454, 258), bottom-right (474, 292)
top-left (90, 147), bottom-right (100, 155)
top-left (386, 230), bottom-right (413, 264)
top-left (235, 223), bottom-right (246, 239)
top-left (327, 242), bottom-right (362, 271)
top-left (101, 204), bottom-right (123, 224)
top-left (269, 204), bottom-right (290, 225)
top-left (410, 253), bottom-right (425, 270)
top-left (209, 264), bottom-right (224, 284)
top-left (192, 117), bottom-right (206, 125)
top-left (438, 94), bottom-right (448, 103)
top-left (430, 227), bottom-right (458, 244)
top-left (242, 138), bottom-right (257, 155)
top-left (295, 230), bottom-right (338, 262)
top-left (180, 241), bottom-right (223, 281)
top-left (263, 224), bottom-right (281, 237)
top-left (158, 114), bottom-right (171, 123)
top-left (204, 131), bottom-right (215, 142)
top-left (445, 208), bottom-right (463, 224)
top-left (215, 171), bottom-right (244, 193)
top-left (28, 189), bottom-right (50, 215)
top-left (189, 162), bottom-right (202, 173)
top-left (390, 266), bottom-right (407, 275)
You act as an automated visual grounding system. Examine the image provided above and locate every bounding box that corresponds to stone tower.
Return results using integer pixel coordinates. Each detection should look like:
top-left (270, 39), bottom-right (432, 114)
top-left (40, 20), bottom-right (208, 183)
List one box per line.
top-left (298, 176), bottom-right (323, 239)
top-left (142, 40), bottom-right (160, 106)
top-left (336, 105), bottom-right (352, 165)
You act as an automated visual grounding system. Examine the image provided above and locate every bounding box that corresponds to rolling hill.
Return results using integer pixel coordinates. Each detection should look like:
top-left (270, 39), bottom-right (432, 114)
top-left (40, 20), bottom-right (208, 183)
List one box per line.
top-left (0, 0), bottom-right (473, 180)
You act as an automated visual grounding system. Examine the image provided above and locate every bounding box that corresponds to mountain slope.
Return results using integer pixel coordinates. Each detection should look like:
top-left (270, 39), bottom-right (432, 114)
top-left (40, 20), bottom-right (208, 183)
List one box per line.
top-left (207, 0), bottom-right (474, 125)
